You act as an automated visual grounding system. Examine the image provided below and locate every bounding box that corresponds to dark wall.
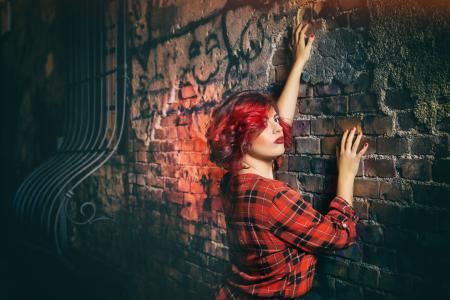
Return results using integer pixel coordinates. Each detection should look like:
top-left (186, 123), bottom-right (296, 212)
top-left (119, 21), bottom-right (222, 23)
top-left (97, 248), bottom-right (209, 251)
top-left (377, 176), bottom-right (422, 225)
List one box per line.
top-left (2, 0), bottom-right (450, 300)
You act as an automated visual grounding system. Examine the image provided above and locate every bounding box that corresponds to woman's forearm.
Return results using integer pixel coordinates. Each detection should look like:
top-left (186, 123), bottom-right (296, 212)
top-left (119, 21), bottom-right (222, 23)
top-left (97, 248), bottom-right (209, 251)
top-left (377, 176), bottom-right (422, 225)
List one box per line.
top-left (336, 175), bottom-right (354, 206)
top-left (276, 60), bottom-right (305, 126)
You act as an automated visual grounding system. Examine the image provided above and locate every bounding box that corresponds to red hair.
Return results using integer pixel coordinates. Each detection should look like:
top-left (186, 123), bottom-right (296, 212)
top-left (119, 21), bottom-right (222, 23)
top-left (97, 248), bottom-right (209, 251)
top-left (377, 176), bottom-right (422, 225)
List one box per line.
top-left (206, 90), bottom-right (293, 201)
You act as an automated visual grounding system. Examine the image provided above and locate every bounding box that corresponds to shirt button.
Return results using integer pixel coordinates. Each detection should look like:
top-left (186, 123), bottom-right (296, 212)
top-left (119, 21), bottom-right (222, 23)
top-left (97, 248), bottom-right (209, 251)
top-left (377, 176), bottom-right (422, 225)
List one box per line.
top-left (342, 223), bottom-right (348, 228)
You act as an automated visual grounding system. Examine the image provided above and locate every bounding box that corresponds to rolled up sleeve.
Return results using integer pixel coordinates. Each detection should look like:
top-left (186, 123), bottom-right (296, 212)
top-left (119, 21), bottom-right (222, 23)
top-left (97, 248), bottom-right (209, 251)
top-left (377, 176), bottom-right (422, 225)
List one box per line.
top-left (268, 186), bottom-right (359, 253)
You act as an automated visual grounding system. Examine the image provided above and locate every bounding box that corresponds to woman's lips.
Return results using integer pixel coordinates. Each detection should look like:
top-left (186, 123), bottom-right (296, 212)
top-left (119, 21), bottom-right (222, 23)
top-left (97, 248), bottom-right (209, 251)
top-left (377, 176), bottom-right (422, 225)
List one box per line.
top-left (274, 137), bottom-right (284, 144)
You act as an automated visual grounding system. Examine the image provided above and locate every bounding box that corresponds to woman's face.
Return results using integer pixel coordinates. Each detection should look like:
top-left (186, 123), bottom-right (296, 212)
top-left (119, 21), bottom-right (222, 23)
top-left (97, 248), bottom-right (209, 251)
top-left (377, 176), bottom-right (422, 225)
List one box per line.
top-left (247, 106), bottom-right (285, 160)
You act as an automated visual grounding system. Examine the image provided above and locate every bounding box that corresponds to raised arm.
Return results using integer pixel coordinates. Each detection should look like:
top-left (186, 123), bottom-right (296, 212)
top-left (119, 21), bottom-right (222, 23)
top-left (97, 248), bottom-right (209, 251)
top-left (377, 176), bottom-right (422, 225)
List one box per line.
top-left (276, 9), bottom-right (315, 126)
top-left (269, 185), bottom-right (359, 253)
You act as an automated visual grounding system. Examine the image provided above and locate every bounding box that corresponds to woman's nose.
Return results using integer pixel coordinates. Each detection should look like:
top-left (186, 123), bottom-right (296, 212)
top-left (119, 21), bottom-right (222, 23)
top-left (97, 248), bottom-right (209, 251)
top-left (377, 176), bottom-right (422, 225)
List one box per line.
top-left (273, 122), bottom-right (282, 132)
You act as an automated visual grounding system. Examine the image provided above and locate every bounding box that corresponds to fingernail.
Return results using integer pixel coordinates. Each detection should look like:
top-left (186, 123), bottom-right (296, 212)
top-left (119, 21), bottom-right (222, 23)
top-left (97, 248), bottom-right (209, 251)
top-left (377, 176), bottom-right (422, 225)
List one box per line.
top-left (365, 143), bottom-right (368, 146)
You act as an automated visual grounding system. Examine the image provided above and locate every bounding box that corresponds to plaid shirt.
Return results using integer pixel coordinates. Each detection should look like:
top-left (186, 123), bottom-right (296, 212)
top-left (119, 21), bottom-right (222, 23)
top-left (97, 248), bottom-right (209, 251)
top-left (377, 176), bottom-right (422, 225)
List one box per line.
top-left (216, 173), bottom-right (359, 300)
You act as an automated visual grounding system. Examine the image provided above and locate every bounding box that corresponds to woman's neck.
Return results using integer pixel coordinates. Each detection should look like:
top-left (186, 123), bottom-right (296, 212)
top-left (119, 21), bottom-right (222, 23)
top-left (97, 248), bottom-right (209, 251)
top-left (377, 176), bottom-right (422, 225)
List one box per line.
top-left (239, 154), bottom-right (274, 180)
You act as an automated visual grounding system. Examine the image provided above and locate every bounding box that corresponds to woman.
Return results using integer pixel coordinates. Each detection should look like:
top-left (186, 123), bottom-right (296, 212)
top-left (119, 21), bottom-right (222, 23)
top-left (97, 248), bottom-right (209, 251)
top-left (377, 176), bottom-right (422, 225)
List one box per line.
top-left (206, 12), bottom-right (369, 300)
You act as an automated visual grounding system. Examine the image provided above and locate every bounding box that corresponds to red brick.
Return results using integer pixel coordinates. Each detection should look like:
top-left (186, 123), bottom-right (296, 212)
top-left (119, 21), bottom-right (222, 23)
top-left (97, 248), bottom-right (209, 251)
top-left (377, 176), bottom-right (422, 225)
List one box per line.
top-left (379, 180), bottom-right (412, 203)
top-left (299, 96), bottom-right (347, 115)
top-left (272, 48), bottom-right (287, 66)
top-left (363, 115), bottom-right (393, 135)
top-left (355, 223), bottom-right (384, 246)
top-left (177, 178), bottom-right (191, 192)
top-left (165, 191), bottom-right (184, 205)
top-left (322, 136), bottom-right (340, 154)
top-left (298, 174), bottom-right (325, 193)
top-left (160, 114), bottom-right (178, 127)
top-left (156, 127), bottom-right (177, 139)
top-left (354, 178), bottom-right (379, 198)
top-left (161, 140), bottom-right (176, 151)
top-left (177, 126), bottom-right (191, 139)
top-left (136, 151), bottom-right (147, 162)
top-left (369, 201), bottom-right (403, 226)
top-left (410, 136), bottom-right (438, 155)
top-left (275, 65), bottom-right (289, 82)
top-left (335, 116), bottom-right (363, 134)
top-left (154, 128), bottom-right (165, 139)
top-left (311, 157), bottom-right (337, 175)
top-left (177, 114), bottom-right (193, 126)
top-left (135, 162), bottom-right (148, 174)
top-left (349, 93), bottom-right (378, 112)
top-left (180, 140), bottom-right (195, 151)
top-left (190, 181), bottom-right (205, 193)
top-left (364, 158), bottom-right (396, 177)
top-left (398, 158), bottom-right (431, 180)
top-left (148, 141), bottom-right (160, 151)
top-left (299, 98), bottom-right (321, 115)
top-left (376, 137), bottom-right (409, 155)
top-left (288, 155), bottom-right (311, 172)
top-left (179, 84), bottom-right (197, 100)
top-left (136, 174), bottom-right (146, 186)
top-left (353, 199), bottom-right (369, 219)
top-left (146, 173), bottom-right (164, 188)
top-left (292, 119), bottom-right (310, 136)
top-left (311, 118), bottom-right (335, 135)
top-left (323, 96), bottom-right (348, 115)
top-left (299, 84), bottom-right (314, 98)
top-left (295, 137), bottom-right (321, 154)
top-left (317, 0), bottom-right (339, 18)
top-left (314, 82), bottom-right (341, 97)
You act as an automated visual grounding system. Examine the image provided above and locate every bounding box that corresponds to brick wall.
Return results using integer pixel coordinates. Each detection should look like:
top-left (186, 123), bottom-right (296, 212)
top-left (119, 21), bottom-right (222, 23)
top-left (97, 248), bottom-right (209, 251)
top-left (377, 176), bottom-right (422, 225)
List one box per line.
top-left (4, 0), bottom-right (450, 300)
top-left (74, 0), bottom-right (450, 299)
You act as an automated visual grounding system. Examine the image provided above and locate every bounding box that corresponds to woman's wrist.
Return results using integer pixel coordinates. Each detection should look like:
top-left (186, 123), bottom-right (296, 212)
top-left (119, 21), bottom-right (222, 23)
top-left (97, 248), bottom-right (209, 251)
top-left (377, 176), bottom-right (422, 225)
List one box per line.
top-left (336, 175), bottom-right (354, 206)
top-left (293, 60), bottom-right (305, 71)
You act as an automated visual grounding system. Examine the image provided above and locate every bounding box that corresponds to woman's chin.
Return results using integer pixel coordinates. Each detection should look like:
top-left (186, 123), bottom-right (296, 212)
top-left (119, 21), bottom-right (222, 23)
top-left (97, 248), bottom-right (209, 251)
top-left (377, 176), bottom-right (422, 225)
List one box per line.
top-left (275, 144), bottom-right (285, 155)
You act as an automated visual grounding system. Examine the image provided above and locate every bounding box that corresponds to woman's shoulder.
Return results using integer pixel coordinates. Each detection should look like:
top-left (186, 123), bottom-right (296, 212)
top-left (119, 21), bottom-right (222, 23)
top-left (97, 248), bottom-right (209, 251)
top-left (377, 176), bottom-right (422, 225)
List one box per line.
top-left (238, 174), bottom-right (293, 197)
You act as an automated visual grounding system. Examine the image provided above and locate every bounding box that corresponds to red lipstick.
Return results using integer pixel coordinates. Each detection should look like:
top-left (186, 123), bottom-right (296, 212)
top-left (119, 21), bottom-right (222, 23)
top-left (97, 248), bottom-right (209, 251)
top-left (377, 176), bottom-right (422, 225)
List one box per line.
top-left (274, 137), bottom-right (284, 144)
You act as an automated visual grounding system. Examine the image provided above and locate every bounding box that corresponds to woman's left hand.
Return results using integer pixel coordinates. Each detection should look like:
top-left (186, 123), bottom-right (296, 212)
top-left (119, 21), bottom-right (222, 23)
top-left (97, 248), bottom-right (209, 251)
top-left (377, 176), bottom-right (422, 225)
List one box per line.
top-left (288, 9), bottom-right (315, 66)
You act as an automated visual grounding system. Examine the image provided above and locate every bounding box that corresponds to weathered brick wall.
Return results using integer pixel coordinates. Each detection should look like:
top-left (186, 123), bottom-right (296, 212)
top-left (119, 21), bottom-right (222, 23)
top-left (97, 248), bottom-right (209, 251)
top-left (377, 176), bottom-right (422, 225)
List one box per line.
top-left (4, 0), bottom-right (450, 300)
top-left (74, 1), bottom-right (450, 299)
top-left (72, 0), bottom-right (450, 299)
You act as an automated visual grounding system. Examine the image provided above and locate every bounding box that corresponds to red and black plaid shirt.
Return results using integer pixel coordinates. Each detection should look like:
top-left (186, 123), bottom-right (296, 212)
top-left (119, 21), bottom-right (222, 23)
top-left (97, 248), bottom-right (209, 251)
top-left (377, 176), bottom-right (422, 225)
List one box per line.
top-left (215, 173), bottom-right (359, 300)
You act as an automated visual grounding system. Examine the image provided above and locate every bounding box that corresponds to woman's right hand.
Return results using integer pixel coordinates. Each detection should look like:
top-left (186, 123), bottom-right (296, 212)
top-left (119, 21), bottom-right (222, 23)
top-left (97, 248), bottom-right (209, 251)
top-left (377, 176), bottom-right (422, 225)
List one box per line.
top-left (336, 127), bottom-right (369, 178)
top-left (289, 8), bottom-right (315, 67)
